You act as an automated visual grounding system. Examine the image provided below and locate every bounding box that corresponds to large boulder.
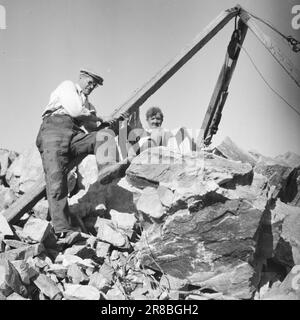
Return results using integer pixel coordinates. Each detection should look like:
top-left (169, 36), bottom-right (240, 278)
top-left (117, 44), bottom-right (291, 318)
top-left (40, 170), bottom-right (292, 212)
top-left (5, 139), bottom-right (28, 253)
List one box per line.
top-left (130, 147), bottom-right (267, 299)
top-left (127, 147), bottom-right (253, 191)
top-left (5, 145), bottom-right (43, 194)
top-left (136, 200), bottom-right (263, 299)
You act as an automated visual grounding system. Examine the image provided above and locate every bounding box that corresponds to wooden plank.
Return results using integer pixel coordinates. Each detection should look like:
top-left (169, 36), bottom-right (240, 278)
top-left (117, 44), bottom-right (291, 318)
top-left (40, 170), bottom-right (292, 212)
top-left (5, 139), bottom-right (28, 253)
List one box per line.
top-left (2, 175), bottom-right (45, 224)
top-left (111, 7), bottom-right (239, 119)
top-left (239, 9), bottom-right (300, 88)
top-left (3, 7), bottom-right (239, 224)
top-left (198, 18), bottom-right (248, 147)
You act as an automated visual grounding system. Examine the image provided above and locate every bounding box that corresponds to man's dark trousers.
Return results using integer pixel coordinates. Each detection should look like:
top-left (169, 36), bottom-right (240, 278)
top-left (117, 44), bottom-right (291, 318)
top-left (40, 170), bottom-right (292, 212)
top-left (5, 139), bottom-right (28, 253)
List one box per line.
top-left (36, 114), bottom-right (97, 233)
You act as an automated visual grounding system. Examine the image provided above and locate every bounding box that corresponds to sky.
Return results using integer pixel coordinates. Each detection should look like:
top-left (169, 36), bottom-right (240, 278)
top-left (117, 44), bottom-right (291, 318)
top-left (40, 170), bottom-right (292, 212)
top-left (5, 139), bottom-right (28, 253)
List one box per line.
top-left (0, 0), bottom-right (299, 157)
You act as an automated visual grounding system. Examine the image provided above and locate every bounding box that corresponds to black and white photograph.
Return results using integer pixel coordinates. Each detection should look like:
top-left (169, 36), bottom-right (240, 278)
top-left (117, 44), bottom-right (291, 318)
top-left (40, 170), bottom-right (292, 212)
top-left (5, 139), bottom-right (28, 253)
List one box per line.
top-left (0, 0), bottom-right (300, 306)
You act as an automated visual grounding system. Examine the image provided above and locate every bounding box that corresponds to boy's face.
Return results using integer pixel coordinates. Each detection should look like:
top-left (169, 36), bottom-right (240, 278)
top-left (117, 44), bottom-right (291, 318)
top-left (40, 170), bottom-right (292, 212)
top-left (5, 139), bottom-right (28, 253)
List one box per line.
top-left (147, 113), bottom-right (163, 129)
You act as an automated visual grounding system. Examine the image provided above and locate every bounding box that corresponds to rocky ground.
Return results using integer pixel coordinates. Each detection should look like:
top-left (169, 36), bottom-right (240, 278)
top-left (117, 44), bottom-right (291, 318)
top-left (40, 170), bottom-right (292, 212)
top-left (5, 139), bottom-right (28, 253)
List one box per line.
top-left (0, 137), bottom-right (300, 300)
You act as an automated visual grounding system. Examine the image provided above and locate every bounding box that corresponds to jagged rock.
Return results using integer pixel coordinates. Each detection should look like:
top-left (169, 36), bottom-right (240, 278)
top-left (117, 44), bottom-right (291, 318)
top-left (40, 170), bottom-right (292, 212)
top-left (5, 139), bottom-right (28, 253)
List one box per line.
top-left (77, 258), bottom-right (97, 270)
top-left (110, 250), bottom-right (120, 261)
top-left (0, 185), bottom-right (17, 212)
top-left (99, 262), bottom-right (114, 283)
top-left (11, 260), bottom-right (39, 285)
top-left (195, 262), bottom-right (255, 299)
top-left (0, 243), bottom-right (44, 261)
top-left (47, 264), bottom-right (68, 279)
top-left (137, 198), bottom-right (264, 299)
top-left (67, 264), bottom-right (89, 284)
top-left (216, 172), bottom-right (269, 211)
top-left (157, 185), bottom-right (174, 208)
top-left (274, 203), bottom-right (300, 267)
top-left (22, 218), bottom-right (53, 243)
top-left (57, 231), bottom-right (89, 248)
top-left (160, 274), bottom-right (188, 300)
top-left (136, 187), bottom-right (165, 219)
top-left (213, 137), bottom-right (257, 166)
top-left (262, 265), bottom-right (300, 300)
top-left (33, 274), bottom-right (63, 300)
top-left (89, 271), bottom-right (111, 291)
top-left (77, 155), bottom-right (99, 188)
top-left (0, 212), bottom-right (13, 237)
top-left (63, 284), bottom-right (100, 300)
top-left (27, 255), bottom-right (53, 271)
top-left (129, 147), bottom-right (271, 299)
top-left (105, 178), bottom-right (139, 213)
top-left (255, 200), bottom-right (300, 270)
top-left (127, 148), bottom-right (253, 191)
top-left (0, 258), bottom-right (28, 298)
top-left (69, 155), bottom-right (107, 218)
top-left (109, 209), bottom-right (137, 231)
top-left (95, 218), bottom-right (129, 248)
top-left (61, 254), bottom-right (84, 268)
top-left (254, 160), bottom-right (296, 202)
top-left (286, 167), bottom-right (300, 207)
top-left (95, 241), bottom-right (111, 258)
top-left (0, 149), bottom-right (18, 179)
top-left (3, 240), bottom-right (29, 250)
top-left (5, 145), bottom-right (43, 193)
top-left (32, 200), bottom-right (49, 220)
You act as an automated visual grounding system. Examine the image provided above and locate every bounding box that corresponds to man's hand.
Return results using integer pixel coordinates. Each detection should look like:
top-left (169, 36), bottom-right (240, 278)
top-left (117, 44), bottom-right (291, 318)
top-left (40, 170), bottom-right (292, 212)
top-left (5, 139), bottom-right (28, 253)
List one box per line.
top-left (102, 111), bottom-right (130, 124)
top-left (118, 111), bottom-right (130, 121)
top-left (102, 115), bottom-right (115, 125)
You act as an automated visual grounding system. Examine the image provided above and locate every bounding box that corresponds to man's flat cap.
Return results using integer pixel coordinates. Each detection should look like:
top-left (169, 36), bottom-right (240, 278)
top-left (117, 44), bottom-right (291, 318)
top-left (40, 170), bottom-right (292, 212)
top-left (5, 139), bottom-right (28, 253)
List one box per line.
top-left (80, 69), bottom-right (104, 85)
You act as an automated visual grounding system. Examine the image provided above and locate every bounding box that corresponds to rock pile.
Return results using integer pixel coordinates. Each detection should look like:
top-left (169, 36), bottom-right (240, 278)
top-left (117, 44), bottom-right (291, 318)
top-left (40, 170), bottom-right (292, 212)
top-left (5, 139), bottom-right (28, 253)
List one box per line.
top-left (0, 138), bottom-right (300, 300)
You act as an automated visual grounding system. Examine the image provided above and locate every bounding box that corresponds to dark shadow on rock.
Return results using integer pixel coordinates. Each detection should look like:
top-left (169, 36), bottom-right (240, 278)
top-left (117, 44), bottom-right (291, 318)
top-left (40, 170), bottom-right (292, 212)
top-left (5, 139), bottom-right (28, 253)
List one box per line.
top-left (251, 208), bottom-right (273, 291)
top-left (106, 180), bottom-right (137, 214)
top-left (69, 175), bottom-right (138, 232)
top-left (219, 170), bottom-right (254, 190)
top-left (280, 168), bottom-right (298, 203)
top-left (273, 238), bottom-right (295, 269)
top-left (168, 191), bottom-right (229, 215)
top-left (69, 179), bottom-right (108, 217)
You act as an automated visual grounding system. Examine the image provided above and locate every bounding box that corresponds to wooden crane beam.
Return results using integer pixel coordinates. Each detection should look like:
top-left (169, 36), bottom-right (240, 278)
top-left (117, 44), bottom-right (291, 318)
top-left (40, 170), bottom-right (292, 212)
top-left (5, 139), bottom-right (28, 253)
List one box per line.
top-left (111, 6), bottom-right (240, 119)
top-left (198, 17), bottom-right (248, 147)
top-left (239, 8), bottom-right (300, 88)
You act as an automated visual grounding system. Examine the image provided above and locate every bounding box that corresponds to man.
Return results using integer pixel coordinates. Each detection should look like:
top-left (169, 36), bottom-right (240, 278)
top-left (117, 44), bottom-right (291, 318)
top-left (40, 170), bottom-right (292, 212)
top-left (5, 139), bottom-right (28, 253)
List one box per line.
top-left (36, 69), bottom-right (123, 238)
